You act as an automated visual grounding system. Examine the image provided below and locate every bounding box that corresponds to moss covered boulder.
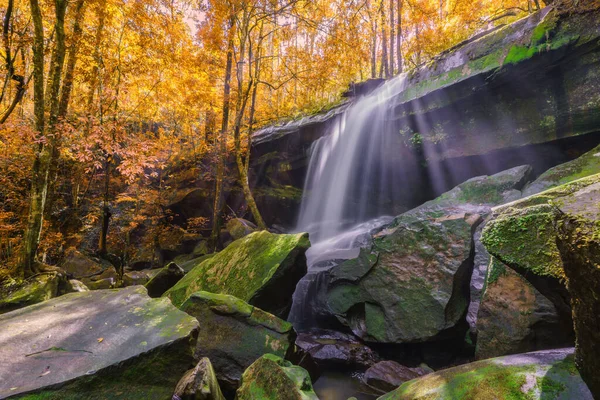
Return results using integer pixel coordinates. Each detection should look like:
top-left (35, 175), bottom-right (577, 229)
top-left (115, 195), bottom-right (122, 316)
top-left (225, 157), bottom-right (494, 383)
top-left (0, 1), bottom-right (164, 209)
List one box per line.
top-left (557, 215), bottom-right (600, 398)
top-left (475, 257), bottom-right (573, 360)
top-left (179, 291), bottom-right (296, 394)
top-left (0, 272), bottom-right (67, 314)
top-left (0, 286), bottom-right (199, 399)
top-left (327, 212), bottom-right (480, 343)
top-left (165, 231), bottom-right (310, 318)
top-left (523, 145), bottom-right (600, 197)
top-left (378, 348), bottom-right (592, 400)
top-left (235, 354), bottom-right (318, 400)
top-left (226, 218), bottom-right (257, 240)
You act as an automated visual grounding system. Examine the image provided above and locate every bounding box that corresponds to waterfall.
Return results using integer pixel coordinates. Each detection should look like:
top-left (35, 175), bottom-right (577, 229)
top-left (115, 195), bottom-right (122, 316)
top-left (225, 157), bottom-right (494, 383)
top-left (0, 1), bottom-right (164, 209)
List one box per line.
top-left (289, 75), bottom-right (411, 329)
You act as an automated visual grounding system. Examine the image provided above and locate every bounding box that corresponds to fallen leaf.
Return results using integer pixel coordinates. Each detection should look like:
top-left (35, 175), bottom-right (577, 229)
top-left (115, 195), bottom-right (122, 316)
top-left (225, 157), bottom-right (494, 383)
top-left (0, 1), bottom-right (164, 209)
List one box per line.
top-left (97, 338), bottom-right (104, 343)
top-left (39, 370), bottom-right (51, 377)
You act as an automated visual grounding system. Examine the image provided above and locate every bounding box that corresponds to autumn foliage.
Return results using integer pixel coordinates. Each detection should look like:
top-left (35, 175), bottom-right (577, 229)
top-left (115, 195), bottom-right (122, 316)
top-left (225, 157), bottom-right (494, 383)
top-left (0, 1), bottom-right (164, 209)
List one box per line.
top-left (0, 0), bottom-right (547, 278)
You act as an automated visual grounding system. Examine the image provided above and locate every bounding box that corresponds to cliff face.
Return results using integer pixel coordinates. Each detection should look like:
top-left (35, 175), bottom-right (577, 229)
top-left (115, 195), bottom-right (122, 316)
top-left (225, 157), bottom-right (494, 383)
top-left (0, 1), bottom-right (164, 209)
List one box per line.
top-left (250, 7), bottom-right (600, 227)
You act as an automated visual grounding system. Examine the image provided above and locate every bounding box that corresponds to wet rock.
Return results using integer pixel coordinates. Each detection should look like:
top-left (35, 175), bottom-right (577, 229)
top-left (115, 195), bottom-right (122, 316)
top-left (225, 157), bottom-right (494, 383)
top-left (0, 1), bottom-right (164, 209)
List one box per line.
top-left (0, 272), bottom-right (66, 314)
top-left (173, 358), bottom-right (225, 400)
top-left (226, 218), bottom-right (257, 240)
top-left (378, 348), bottom-right (592, 400)
top-left (180, 291), bottom-right (295, 393)
top-left (296, 329), bottom-right (380, 369)
top-left (165, 231), bottom-right (310, 319)
top-left (557, 214), bottom-right (600, 398)
top-left (0, 286), bottom-right (199, 399)
top-left (235, 354), bottom-right (318, 400)
top-left (363, 361), bottom-right (429, 393)
top-left (327, 212), bottom-right (480, 343)
top-left (466, 222), bottom-right (492, 334)
top-left (475, 258), bottom-right (573, 360)
top-left (145, 262), bottom-right (185, 297)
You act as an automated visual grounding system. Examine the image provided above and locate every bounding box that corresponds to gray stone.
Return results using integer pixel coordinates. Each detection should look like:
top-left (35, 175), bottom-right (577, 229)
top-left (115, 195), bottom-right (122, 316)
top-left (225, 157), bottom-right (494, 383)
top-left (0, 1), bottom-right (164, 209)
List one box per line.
top-left (0, 286), bottom-right (199, 399)
top-left (173, 358), bottom-right (225, 400)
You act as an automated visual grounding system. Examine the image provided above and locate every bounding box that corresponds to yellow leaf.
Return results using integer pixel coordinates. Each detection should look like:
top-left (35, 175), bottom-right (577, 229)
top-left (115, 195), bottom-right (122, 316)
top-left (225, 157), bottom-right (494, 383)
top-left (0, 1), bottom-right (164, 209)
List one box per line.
top-left (97, 338), bottom-right (104, 343)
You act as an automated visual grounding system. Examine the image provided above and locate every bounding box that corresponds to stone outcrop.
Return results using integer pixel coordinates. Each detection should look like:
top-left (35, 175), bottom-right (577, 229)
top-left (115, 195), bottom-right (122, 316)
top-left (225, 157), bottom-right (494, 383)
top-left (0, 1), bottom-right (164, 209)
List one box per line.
top-left (378, 348), bottom-right (592, 400)
top-left (363, 361), bottom-right (429, 394)
top-left (556, 213), bottom-right (600, 398)
top-left (235, 354), bottom-right (318, 400)
top-left (475, 257), bottom-right (573, 359)
top-left (0, 286), bottom-right (199, 399)
top-left (179, 291), bottom-right (295, 393)
top-left (165, 231), bottom-right (310, 318)
top-left (0, 272), bottom-right (68, 314)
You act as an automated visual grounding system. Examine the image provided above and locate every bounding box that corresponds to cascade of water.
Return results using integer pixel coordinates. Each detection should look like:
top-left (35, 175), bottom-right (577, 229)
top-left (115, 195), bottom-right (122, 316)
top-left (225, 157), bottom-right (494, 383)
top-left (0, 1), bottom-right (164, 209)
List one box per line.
top-left (289, 75), bottom-right (411, 329)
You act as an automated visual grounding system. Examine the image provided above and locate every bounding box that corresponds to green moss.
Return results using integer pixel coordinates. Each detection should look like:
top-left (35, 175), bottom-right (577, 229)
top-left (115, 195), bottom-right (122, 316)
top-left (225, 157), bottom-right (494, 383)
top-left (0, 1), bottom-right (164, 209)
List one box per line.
top-left (486, 257), bottom-right (508, 286)
top-left (381, 360), bottom-right (537, 400)
top-left (236, 354), bottom-right (318, 400)
top-left (482, 205), bottom-right (564, 279)
top-left (164, 231), bottom-right (310, 308)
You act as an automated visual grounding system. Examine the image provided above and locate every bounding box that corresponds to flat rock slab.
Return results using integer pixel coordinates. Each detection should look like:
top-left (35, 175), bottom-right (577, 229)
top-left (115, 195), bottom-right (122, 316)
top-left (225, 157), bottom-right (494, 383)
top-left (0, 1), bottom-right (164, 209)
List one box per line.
top-left (0, 286), bottom-right (198, 399)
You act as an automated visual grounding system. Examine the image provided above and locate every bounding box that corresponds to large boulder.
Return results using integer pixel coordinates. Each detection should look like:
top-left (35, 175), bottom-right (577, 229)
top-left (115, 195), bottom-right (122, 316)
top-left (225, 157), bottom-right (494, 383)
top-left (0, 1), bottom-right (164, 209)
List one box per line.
top-left (557, 214), bottom-right (600, 398)
top-left (61, 248), bottom-right (108, 279)
top-left (165, 231), bottom-right (310, 318)
top-left (235, 354), bottom-right (318, 400)
top-left (481, 174), bottom-right (600, 327)
top-left (475, 257), bottom-right (573, 360)
top-left (180, 291), bottom-right (296, 393)
top-left (173, 358), bottom-right (225, 400)
top-left (378, 348), bottom-right (593, 400)
top-left (81, 266), bottom-right (120, 290)
top-left (327, 212), bottom-right (480, 343)
top-left (0, 272), bottom-right (67, 314)
top-left (0, 286), bottom-right (199, 399)
top-left (523, 144), bottom-right (600, 197)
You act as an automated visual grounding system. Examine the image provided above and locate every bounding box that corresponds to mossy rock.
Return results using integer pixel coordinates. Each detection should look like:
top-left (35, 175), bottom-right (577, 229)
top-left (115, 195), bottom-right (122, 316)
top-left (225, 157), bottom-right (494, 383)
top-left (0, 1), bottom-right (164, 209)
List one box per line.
top-left (180, 291), bottom-right (295, 393)
top-left (0, 286), bottom-right (199, 399)
top-left (557, 215), bottom-right (600, 398)
top-left (226, 218), bottom-right (258, 240)
top-left (523, 145), bottom-right (600, 197)
top-left (481, 204), bottom-right (564, 279)
top-left (165, 231), bottom-right (310, 318)
top-left (327, 212), bottom-right (479, 343)
top-left (475, 257), bottom-right (573, 360)
top-left (235, 354), bottom-right (318, 400)
top-left (378, 349), bottom-right (592, 400)
top-left (0, 272), bottom-right (64, 314)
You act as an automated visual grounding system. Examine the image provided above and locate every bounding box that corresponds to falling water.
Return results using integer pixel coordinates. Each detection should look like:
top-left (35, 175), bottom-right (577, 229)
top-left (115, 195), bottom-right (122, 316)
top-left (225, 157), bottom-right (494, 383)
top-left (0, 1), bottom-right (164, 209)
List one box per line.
top-left (289, 75), bottom-right (413, 329)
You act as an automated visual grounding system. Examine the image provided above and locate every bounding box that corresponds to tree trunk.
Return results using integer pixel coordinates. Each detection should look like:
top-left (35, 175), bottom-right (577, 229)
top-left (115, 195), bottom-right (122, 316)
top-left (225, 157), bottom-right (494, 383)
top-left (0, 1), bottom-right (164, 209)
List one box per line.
top-left (380, 1), bottom-right (389, 78)
top-left (58, 0), bottom-right (86, 117)
top-left (210, 17), bottom-right (235, 250)
top-left (389, 0), bottom-right (395, 75)
top-left (87, 3), bottom-right (107, 108)
top-left (21, 0), bottom-right (46, 277)
top-left (397, 0), bottom-right (403, 73)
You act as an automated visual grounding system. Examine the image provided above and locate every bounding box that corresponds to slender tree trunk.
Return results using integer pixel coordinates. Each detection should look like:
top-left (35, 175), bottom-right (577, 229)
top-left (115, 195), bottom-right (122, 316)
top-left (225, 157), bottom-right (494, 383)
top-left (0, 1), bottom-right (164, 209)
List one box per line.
top-left (397, 0), bottom-right (403, 73)
top-left (233, 18), bottom-right (266, 230)
top-left (87, 3), bottom-right (107, 108)
top-left (210, 17), bottom-right (235, 250)
top-left (58, 0), bottom-right (86, 117)
top-left (390, 0), bottom-right (395, 75)
top-left (99, 154), bottom-right (111, 255)
top-left (380, 1), bottom-right (389, 78)
top-left (22, 0), bottom-right (47, 276)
